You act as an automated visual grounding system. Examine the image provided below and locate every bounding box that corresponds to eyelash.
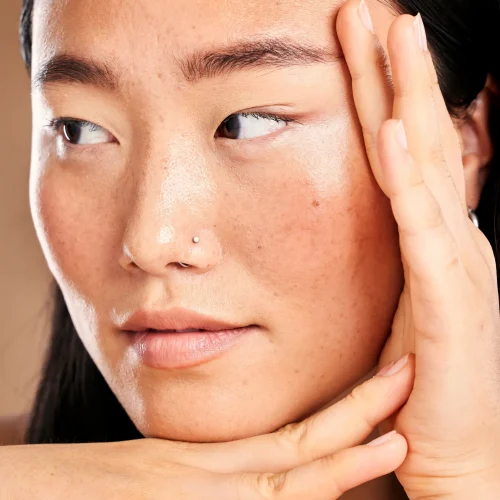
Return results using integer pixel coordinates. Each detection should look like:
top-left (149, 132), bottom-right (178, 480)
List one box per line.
top-left (45, 112), bottom-right (296, 142)
top-left (223, 112), bottom-right (294, 125)
top-left (46, 118), bottom-right (101, 133)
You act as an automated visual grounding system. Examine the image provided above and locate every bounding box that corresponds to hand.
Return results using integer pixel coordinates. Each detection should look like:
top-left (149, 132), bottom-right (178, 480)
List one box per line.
top-left (0, 362), bottom-right (412, 500)
top-left (337, 1), bottom-right (500, 498)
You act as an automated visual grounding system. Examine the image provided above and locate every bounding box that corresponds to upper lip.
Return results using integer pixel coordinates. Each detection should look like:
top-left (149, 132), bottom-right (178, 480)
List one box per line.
top-left (120, 307), bottom-right (248, 333)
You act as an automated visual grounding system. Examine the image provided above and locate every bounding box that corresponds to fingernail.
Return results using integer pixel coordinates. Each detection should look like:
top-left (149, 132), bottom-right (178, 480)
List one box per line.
top-left (395, 120), bottom-right (408, 151)
top-left (413, 13), bottom-right (428, 51)
top-left (376, 360), bottom-right (396, 377)
top-left (367, 430), bottom-right (398, 446)
top-left (383, 354), bottom-right (410, 377)
top-left (376, 353), bottom-right (410, 377)
top-left (358, 0), bottom-right (375, 34)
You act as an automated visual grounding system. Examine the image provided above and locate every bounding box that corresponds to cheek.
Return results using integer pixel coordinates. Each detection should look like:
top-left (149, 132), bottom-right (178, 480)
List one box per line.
top-left (30, 161), bottom-right (119, 299)
top-left (225, 107), bottom-right (403, 388)
top-left (229, 112), bottom-right (402, 305)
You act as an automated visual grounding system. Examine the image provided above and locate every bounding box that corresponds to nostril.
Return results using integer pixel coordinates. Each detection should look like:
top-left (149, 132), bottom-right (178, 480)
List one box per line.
top-left (120, 244), bottom-right (142, 271)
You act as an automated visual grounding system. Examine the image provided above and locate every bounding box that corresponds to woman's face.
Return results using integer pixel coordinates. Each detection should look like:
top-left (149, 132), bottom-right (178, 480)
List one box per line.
top-left (30, 0), bottom-right (402, 441)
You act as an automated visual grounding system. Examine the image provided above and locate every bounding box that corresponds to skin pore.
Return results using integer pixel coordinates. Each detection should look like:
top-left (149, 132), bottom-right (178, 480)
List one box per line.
top-left (28, 0), bottom-right (483, 457)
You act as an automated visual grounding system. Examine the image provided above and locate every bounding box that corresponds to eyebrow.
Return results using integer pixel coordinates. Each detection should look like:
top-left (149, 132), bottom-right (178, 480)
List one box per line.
top-left (178, 38), bottom-right (341, 82)
top-left (33, 37), bottom-right (341, 90)
top-left (34, 54), bottom-right (118, 90)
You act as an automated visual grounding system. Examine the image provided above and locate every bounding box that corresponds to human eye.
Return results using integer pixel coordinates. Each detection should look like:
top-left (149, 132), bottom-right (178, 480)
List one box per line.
top-left (47, 118), bottom-right (115, 145)
top-left (216, 112), bottom-right (294, 140)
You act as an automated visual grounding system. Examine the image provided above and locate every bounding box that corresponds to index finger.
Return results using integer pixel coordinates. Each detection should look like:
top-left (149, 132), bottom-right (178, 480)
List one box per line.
top-left (236, 432), bottom-right (407, 500)
top-left (336, 0), bottom-right (393, 191)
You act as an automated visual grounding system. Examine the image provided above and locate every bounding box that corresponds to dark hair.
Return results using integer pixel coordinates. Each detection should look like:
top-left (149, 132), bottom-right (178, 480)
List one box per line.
top-left (20, 0), bottom-right (500, 444)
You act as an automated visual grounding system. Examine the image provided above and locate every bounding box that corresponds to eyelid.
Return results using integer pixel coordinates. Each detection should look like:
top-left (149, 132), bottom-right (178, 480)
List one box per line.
top-left (216, 111), bottom-right (299, 141)
top-left (46, 117), bottom-right (95, 130)
top-left (224, 111), bottom-right (294, 123)
top-left (45, 117), bottom-right (118, 144)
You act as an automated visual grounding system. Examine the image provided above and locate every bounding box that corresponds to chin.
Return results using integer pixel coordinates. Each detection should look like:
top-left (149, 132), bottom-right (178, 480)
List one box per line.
top-left (145, 425), bottom-right (267, 443)
top-left (126, 384), bottom-right (337, 444)
top-left (135, 409), bottom-right (289, 443)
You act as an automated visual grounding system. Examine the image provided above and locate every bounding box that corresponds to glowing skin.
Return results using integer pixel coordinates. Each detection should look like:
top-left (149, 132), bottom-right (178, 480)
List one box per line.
top-left (30, 0), bottom-right (403, 442)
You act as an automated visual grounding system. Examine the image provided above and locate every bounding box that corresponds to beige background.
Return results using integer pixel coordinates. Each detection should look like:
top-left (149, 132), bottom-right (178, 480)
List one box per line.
top-left (0, 0), bottom-right (51, 417)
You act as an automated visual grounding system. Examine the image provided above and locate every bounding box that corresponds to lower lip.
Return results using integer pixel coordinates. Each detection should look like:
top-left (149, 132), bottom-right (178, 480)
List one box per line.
top-left (129, 327), bottom-right (255, 369)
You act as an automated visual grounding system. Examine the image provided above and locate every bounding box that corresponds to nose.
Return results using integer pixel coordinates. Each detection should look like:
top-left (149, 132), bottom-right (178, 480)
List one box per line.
top-left (118, 147), bottom-right (222, 276)
top-left (121, 227), bottom-right (222, 275)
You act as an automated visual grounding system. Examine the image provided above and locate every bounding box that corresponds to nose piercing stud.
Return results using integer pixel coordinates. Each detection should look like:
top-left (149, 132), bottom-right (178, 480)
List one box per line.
top-left (178, 236), bottom-right (200, 268)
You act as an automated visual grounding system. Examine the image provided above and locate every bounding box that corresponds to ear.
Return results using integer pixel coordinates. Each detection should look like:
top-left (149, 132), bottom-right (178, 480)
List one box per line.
top-left (457, 79), bottom-right (496, 210)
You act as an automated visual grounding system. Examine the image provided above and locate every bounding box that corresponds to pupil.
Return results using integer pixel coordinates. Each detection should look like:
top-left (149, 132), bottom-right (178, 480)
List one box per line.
top-left (222, 116), bottom-right (241, 139)
top-left (63, 123), bottom-right (81, 143)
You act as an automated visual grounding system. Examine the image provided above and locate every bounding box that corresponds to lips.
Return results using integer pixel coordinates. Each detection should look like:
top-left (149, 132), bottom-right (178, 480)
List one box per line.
top-left (120, 307), bottom-right (247, 333)
top-left (144, 328), bottom-right (206, 333)
top-left (154, 328), bottom-right (205, 333)
top-left (119, 307), bottom-right (257, 369)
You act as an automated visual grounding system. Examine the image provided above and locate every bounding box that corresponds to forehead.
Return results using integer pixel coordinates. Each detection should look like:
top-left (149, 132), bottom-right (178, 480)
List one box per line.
top-left (32, 0), bottom-right (342, 67)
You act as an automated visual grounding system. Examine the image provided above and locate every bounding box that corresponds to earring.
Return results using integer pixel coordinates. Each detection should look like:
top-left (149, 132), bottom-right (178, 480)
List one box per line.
top-left (468, 207), bottom-right (479, 228)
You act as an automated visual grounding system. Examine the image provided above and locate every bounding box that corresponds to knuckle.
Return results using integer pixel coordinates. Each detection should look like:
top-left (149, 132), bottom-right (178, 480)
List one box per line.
top-left (441, 241), bottom-right (462, 272)
top-left (405, 171), bottom-right (426, 191)
top-left (428, 147), bottom-right (447, 167)
top-left (421, 201), bottom-right (444, 232)
top-left (254, 471), bottom-right (287, 499)
top-left (346, 383), bottom-right (367, 407)
top-left (318, 455), bottom-right (345, 496)
top-left (394, 82), bottom-right (411, 100)
top-left (398, 189), bottom-right (444, 237)
top-left (275, 420), bottom-right (311, 459)
top-left (344, 385), bottom-right (374, 429)
top-left (361, 126), bottom-right (378, 153)
top-left (349, 67), bottom-right (365, 83)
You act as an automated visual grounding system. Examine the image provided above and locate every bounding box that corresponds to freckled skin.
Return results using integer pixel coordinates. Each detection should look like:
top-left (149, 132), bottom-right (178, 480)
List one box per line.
top-left (29, 0), bottom-right (403, 442)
